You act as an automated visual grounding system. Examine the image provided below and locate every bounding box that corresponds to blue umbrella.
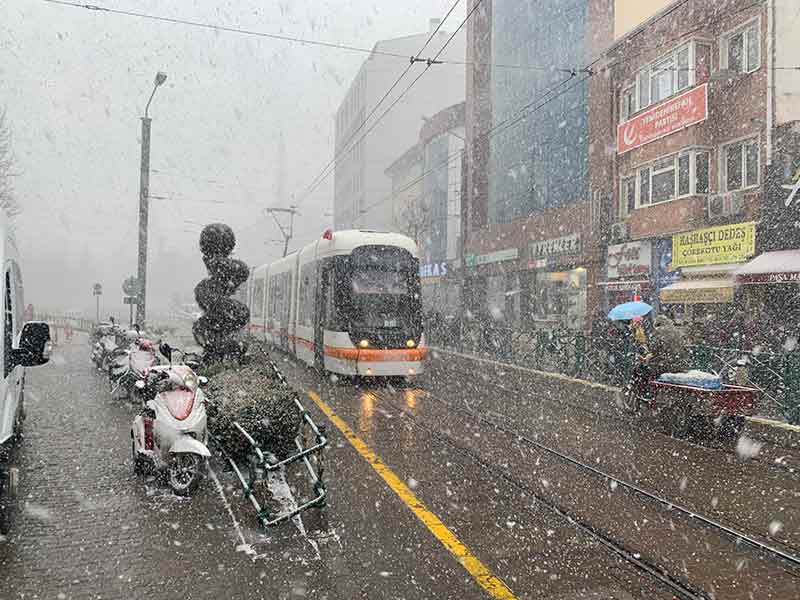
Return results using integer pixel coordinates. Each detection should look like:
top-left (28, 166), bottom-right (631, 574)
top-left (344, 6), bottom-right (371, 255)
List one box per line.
top-left (608, 301), bottom-right (653, 321)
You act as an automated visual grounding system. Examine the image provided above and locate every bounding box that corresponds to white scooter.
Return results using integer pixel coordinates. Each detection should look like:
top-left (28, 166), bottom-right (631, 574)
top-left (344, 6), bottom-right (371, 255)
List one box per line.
top-left (130, 343), bottom-right (210, 495)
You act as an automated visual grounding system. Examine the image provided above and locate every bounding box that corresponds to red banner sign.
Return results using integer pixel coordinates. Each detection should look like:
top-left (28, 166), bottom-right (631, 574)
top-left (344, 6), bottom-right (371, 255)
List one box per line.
top-left (738, 271), bottom-right (800, 285)
top-left (617, 84), bottom-right (708, 154)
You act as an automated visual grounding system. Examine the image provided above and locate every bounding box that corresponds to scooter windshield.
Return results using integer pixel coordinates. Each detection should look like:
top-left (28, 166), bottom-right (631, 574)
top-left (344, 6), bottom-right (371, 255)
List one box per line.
top-left (163, 389), bottom-right (195, 421)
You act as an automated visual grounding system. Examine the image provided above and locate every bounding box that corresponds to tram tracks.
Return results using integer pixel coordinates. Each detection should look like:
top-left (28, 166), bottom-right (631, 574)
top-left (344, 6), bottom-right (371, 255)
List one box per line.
top-left (363, 383), bottom-right (800, 600)
top-left (435, 359), bottom-right (800, 555)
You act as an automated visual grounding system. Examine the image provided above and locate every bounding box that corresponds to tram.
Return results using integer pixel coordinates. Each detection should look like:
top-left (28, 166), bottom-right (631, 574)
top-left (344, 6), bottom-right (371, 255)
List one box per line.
top-left (247, 229), bottom-right (426, 376)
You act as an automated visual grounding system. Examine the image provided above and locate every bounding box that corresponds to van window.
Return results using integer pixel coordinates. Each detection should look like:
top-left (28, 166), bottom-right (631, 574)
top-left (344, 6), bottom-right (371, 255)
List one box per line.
top-left (4, 270), bottom-right (13, 377)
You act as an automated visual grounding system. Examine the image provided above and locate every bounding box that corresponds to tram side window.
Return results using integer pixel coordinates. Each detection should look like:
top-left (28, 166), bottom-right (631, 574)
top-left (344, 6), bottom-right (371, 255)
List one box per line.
top-left (253, 278), bottom-right (265, 318)
top-left (324, 268), bottom-right (338, 329)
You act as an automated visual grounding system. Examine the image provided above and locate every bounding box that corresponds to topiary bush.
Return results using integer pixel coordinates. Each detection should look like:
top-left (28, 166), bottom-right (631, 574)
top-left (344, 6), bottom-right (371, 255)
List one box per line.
top-left (193, 223), bottom-right (250, 363)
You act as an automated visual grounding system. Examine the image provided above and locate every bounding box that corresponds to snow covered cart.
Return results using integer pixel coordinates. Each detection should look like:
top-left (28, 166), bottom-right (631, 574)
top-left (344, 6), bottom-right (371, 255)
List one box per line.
top-left (650, 381), bottom-right (759, 440)
top-left (209, 359), bottom-right (328, 528)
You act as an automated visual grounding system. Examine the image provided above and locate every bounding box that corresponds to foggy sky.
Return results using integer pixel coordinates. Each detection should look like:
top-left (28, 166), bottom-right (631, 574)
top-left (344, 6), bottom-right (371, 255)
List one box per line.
top-left (0, 0), bottom-right (462, 318)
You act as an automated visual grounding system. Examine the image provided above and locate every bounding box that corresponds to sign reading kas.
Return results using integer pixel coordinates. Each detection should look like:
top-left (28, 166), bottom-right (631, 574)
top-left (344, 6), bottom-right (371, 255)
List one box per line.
top-left (420, 262), bottom-right (448, 278)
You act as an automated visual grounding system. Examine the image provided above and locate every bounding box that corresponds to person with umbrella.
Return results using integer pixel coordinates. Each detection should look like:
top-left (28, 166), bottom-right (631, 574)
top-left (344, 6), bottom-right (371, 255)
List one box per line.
top-left (608, 300), bottom-right (653, 412)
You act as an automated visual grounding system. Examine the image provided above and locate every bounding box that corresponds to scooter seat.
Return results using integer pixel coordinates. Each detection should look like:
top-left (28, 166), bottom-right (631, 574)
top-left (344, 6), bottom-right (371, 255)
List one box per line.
top-left (162, 389), bottom-right (195, 421)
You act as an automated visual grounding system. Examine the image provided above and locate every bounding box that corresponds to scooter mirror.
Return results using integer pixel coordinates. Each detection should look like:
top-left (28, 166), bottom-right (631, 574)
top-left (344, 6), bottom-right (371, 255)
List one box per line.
top-left (197, 376), bottom-right (208, 387)
top-left (134, 380), bottom-right (146, 390)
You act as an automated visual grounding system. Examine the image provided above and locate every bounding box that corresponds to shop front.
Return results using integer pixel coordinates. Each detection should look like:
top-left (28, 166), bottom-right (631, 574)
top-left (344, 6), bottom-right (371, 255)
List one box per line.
top-left (419, 260), bottom-right (459, 315)
top-left (524, 234), bottom-right (587, 331)
top-left (735, 249), bottom-right (800, 349)
top-left (658, 221), bottom-right (756, 329)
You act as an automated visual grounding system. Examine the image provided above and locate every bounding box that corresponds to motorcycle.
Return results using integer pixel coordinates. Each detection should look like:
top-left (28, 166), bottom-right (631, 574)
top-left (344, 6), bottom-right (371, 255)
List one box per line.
top-left (90, 323), bottom-right (119, 369)
top-left (109, 334), bottom-right (159, 400)
top-left (130, 343), bottom-right (210, 495)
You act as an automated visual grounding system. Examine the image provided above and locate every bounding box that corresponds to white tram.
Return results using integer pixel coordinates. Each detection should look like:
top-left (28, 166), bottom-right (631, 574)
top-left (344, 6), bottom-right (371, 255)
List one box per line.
top-left (247, 230), bottom-right (426, 377)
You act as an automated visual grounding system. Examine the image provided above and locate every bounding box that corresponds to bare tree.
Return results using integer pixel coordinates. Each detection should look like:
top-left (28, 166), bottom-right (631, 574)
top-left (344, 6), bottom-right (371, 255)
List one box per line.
top-left (395, 195), bottom-right (431, 244)
top-left (0, 110), bottom-right (21, 217)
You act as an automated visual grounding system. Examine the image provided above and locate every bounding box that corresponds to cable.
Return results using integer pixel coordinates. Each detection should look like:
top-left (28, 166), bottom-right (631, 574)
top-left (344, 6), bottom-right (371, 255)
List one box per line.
top-left (295, 0), bottom-right (464, 206)
top-left (360, 0), bottom-right (763, 220)
top-left (41, 0), bottom-right (415, 60)
top-left (41, 0), bottom-right (583, 74)
top-left (296, 0), bottom-right (484, 209)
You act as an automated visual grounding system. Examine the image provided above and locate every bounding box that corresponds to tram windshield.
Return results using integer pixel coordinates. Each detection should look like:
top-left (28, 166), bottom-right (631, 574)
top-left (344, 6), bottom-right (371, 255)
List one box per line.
top-left (346, 246), bottom-right (421, 334)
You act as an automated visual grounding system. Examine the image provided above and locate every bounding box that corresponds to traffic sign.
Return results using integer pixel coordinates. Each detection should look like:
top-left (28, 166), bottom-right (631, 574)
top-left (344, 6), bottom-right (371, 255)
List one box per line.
top-left (93, 283), bottom-right (103, 296)
top-left (123, 276), bottom-right (140, 297)
top-left (123, 296), bottom-right (138, 305)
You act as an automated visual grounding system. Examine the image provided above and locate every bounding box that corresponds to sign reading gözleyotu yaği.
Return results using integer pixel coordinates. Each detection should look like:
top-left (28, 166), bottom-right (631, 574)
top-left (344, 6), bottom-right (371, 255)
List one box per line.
top-left (672, 222), bottom-right (756, 268)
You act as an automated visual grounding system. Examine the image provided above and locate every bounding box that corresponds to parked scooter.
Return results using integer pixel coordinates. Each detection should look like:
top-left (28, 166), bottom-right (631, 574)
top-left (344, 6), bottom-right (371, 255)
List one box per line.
top-left (90, 321), bottom-right (119, 369)
top-left (130, 343), bottom-right (210, 495)
top-left (109, 331), bottom-right (159, 400)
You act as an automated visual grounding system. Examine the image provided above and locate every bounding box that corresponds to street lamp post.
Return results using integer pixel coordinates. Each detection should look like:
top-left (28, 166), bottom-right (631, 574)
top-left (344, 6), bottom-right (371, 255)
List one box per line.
top-left (136, 71), bottom-right (167, 329)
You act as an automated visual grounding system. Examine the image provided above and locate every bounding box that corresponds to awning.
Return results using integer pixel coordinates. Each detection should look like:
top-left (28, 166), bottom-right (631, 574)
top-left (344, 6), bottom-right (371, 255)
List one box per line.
top-left (736, 250), bottom-right (800, 285)
top-left (598, 279), bottom-right (650, 292)
top-left (660, 278), bottom-right (735, 304)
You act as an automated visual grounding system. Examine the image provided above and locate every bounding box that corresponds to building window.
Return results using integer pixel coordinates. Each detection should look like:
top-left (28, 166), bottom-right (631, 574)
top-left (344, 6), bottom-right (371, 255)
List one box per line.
top-left (724, 138), bottom-right (759, 191)
top-left (723, 20), bottom-right (760, 74)
top-left (621, 85), bottom-right (635, 121)
top-left (696, 151), bottom-right (710, 194)
top-left (678, 153), bottom-right (691, 196)
top-left (629, 148), bottom-right (712, 209)
top-left (650, 56), bottom-right (675, 104)
top-left (623, 43), bottom-right (696, 122)
top-left (652, 156), bottom-right (676, 202)
top-left (639, 166), bottom-right (651, 206)
top-left (620, 176), bottom-right (636, 219)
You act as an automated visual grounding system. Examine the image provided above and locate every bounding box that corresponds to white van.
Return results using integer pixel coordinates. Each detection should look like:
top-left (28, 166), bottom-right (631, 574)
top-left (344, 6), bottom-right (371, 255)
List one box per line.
top-left (0, 210), bottom-right (52, 531)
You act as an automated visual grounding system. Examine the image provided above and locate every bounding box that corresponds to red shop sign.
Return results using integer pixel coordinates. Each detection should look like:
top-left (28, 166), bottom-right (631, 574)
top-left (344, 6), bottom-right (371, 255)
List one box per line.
top-left (617, 84), bottom-right (708, 154)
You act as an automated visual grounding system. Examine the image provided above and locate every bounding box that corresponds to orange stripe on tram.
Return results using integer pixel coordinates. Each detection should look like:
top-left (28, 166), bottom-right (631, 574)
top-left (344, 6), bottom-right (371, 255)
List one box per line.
top-left (324, 346), bottom-right (428, 362)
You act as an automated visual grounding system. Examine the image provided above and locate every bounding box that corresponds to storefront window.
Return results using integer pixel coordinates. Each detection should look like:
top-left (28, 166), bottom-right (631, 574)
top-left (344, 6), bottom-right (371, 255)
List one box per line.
top-left (530, 268), bottom-right (587, 330)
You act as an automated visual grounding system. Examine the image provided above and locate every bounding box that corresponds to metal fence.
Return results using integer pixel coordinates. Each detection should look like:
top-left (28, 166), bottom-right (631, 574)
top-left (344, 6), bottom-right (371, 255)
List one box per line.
top-left (426, 315), bottom-right (800, 424)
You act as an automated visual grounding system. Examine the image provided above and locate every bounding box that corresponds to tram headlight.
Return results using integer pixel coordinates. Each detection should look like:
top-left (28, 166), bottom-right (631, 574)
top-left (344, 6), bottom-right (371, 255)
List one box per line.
top-left (359, 339), bottom-right (369, 348)
top-left (406, 339), bottom-right (416, 348)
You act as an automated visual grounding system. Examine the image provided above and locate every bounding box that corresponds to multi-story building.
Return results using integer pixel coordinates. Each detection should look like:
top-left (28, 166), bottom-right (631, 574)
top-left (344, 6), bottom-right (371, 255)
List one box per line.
top-left (593, 0), bottom-right (800, 330)
top-left (333, 20), bottom-right (465, 232)
top-left (386, 102), bottom-right (465, 311)
top-left (463, 0), bottom-right (613, 331)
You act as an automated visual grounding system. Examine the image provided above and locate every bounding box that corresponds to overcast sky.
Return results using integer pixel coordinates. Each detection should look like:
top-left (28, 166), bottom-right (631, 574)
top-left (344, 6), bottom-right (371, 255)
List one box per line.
top-left (0, 0), bottom-right (463, 317)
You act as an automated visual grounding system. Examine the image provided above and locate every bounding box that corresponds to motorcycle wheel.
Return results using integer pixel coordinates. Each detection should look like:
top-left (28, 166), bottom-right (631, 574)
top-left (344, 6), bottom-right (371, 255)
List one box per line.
top-left (167, 453), bottom-right (202, 496)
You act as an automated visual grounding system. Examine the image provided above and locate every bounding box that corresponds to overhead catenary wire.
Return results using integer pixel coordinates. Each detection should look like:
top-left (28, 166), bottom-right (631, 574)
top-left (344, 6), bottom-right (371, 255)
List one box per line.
top-left (295, 0), bottom-right (462, 206)
top-left (295, 0), bottom-right (484, 210)
top-left (360, 0), bottom-right (764, 220)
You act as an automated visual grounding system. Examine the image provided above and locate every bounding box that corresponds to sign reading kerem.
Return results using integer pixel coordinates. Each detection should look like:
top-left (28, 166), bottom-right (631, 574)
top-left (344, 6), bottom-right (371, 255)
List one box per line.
top-left (617, 83), bottom-right (708, 154)
top-left (672, 222), bottom-right (756, 268)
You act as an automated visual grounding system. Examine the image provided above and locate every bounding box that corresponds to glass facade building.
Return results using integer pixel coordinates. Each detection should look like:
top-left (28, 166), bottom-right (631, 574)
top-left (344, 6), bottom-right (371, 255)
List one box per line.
top-left (489, 0), bottom-right (590, 224)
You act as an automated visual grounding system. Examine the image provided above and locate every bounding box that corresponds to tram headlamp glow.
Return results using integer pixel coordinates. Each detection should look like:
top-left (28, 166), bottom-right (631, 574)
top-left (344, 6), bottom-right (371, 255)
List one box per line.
top-left (406, 339), bottom-right (415, 348)
top-left (358, 339), bottom-right (369, 348)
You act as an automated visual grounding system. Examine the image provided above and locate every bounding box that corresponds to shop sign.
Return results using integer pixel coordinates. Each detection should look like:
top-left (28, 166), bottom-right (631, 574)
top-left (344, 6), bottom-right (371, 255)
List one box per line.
top-left (739, 272), bottom-right (800, 285)
top-left (419, 261), bottom-right (448, 279)
top-left (465, 248), bottom-right (518, 267)
top-left (672, 222), bottom-right (756, 268)
top-left (607, 241), bottom-right (651, 279)
top-left (660, 286), bottom-right (734, 304)
top-left (529, 234), bottom-right (582, 259)
top-left (617, 84), bottom-right (708, 154)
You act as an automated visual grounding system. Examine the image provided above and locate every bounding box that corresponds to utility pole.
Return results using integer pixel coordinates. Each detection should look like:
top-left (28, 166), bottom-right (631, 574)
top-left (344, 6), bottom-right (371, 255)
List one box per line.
top-left (136, 71), bottom-right (167, 329)
top-left (265, 206), bottom-right (298, 257)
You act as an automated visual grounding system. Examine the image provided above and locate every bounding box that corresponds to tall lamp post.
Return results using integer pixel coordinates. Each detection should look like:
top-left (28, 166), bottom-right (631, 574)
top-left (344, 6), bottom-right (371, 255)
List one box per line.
top-left (136, 71), bottom-right (167, 329)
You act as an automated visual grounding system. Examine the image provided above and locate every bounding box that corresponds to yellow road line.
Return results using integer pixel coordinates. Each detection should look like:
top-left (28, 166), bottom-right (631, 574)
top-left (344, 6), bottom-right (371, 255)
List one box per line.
top-left (307, 391), bottom-right (517, 600)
